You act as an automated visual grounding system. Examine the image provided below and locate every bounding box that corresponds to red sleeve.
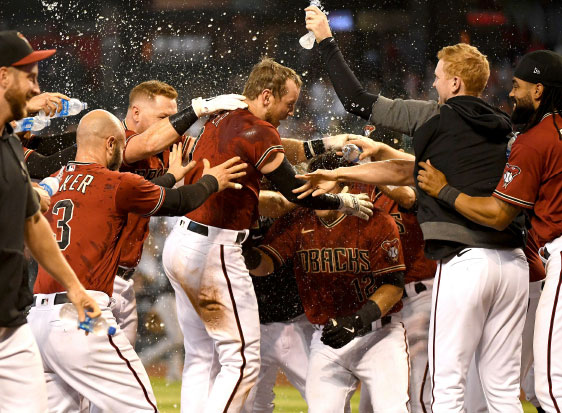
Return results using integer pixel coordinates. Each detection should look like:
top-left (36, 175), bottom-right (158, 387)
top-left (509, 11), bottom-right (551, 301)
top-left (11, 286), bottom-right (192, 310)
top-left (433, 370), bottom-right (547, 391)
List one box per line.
top-left (258, 210), bottom-right (301, 266)
top-left (121, 129), bottom-right (140, 167)
top-left (22, 146), bottom-right (35, 161)
top-left (115, 173), bottom-right (165, 216)
top-left (492, 141), bottom-right (541, 209)
top-left (369, 213), bottom-right (406, 275)
top-left (239, 124), bottom-right (285, 169)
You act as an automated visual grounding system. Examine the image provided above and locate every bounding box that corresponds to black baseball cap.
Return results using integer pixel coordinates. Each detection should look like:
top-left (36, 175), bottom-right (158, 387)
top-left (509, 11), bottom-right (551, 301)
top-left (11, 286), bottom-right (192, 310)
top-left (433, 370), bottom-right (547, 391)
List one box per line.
top-left (0, 30), bottom-right (56, 67)
top-left (513, 50), bottom-right (562, 87)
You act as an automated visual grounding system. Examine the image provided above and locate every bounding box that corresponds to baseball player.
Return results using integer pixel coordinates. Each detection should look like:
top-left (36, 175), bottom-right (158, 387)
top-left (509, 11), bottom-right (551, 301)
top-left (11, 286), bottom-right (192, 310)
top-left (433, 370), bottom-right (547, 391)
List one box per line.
top-left (116, 80), bottom-right (354, 345)
top-left (417, 49), bottom-right (562, 412)
top-left (28, 109), bottom-right (246, 412)
top-left (162, 57), bottom-right (373, 413)
top-left (300, 10), bottom-right (531, 412)
top-left (239, 211), bottom-right (313, 413)
top-left (340, 133), bottom-right (436, 413)
top-left (245, 152), bottom-right (409, 413)
top-left (0, 30), bottom-right (101, 413)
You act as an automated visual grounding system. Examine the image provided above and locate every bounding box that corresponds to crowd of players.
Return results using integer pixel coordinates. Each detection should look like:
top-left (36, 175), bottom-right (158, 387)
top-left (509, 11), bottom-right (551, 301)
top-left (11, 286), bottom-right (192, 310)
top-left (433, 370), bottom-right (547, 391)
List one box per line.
top-left (1, 5), bottom-right (562, 413)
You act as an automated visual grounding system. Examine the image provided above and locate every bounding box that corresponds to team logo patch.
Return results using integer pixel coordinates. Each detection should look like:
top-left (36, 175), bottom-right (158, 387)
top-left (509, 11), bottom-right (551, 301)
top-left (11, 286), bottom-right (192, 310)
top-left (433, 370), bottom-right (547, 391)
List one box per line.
top-left (502, 163), bottom-right (521, 188)
top-left (381, 238), bottom-right (400, 263)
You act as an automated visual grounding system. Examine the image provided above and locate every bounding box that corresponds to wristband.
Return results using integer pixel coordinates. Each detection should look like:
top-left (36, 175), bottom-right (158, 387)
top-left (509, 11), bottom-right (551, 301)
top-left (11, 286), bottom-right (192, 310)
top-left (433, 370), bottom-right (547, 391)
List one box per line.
top-left (169, 106), bottom-right (198, 136)
top-left (356, 300), bottom-right (382, 326)
top-left (437, 184), bottom-right (461, 208)
top-left (311, 139), bottom-right (326, 156)
top-left (303, 141), bottom-right (314, 160)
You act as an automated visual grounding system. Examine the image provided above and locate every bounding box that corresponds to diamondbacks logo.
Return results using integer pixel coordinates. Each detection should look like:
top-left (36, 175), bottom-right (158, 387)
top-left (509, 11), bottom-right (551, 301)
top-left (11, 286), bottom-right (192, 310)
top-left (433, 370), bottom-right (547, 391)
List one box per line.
top-left (502, 164), bottom-right (521, 188)
top-left (381, 238), bottom-right (400, 263)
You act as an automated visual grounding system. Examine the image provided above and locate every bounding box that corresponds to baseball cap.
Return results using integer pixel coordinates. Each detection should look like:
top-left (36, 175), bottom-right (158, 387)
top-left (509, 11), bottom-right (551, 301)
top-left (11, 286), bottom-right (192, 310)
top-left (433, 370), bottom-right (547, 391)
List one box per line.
top-left (0, 30), bottom-right (56, 67)
top-left (513, 50), bottom-right (562, 87)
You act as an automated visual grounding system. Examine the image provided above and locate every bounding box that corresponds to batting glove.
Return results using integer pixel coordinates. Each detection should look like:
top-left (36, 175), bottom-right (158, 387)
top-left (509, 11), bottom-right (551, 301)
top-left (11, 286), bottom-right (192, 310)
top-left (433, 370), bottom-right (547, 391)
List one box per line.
top-left (335, 192), bottom-right (373, 221)
top-left (191, 94), bottom-right (248, 117)
top-left (321, 300), bottom-right (382, 349)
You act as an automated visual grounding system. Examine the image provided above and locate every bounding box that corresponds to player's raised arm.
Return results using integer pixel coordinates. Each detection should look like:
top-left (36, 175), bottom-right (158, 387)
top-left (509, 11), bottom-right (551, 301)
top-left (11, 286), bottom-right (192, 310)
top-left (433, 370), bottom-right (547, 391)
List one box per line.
top-left (417, 160), bottom-right (521, 230)
top-left (259, 151), bottom-right (373, 220)
top-left (147, 157), bottom-right (248, 217)
top-left (293, 159), bottom-right (415, 199)
top-left (258, 190), bottom-right (296, 219)
top-left (305, 5), bottom-right (439, 136)
top-left (124, 94), bottom-right (248, 164)
top-left (281, 134), bottom-right (355, 164)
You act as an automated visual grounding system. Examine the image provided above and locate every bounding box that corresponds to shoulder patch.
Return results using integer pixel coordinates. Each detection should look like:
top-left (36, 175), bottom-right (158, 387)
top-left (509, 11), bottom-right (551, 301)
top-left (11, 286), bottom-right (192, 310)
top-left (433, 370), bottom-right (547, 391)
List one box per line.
top-left (381, 238), bottom-right (400, 263)
top-left (502, 163), bottom-right (521, 188)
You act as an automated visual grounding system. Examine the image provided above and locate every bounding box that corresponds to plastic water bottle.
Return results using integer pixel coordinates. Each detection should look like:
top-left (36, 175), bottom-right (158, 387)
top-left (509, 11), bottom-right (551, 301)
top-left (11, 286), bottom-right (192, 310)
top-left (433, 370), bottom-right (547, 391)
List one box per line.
top-left (59, 303), bottom-right (117, 336)
top-left (39, 176), bottom-right (60, 197)
top-left (38, 98), bottom-right (88, 119)
top-left (342, 143), bottom-right (369, 164)
top-left (13, 117), bottom-right (51, 133)
top-left (299, 0), bottom-right (324, 50)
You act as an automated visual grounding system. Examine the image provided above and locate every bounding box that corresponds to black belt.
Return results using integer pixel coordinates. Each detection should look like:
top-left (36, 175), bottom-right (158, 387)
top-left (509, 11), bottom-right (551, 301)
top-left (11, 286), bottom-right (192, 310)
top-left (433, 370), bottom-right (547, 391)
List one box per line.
top-left (403, 281), bottom-right (427, 298)
top-left (183, 220), bottom-right (246, 244)
top-left (116, 266), bottom-right (135, 281)
top-left (31, 292), bottom-right (70, 307)
top-left (381, 315), bottom-right (392, 327)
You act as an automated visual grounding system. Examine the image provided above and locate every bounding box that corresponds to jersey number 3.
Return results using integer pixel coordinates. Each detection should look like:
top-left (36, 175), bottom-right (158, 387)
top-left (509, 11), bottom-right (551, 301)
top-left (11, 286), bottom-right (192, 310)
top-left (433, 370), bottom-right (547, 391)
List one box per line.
top-left (52, 199), bottom-right (74, 250)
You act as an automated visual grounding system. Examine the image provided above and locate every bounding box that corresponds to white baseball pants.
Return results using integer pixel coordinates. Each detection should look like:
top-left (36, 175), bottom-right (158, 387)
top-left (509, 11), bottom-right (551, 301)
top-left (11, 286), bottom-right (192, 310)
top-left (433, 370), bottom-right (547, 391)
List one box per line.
top-left (111, 275), bottom-right (138, 346)
top-left (359, 278), bottom-right (433, 413)
top-left (242, 315), bottom-right (313, 413)
top-left (163, 218), bottom-right (260, 413)
top-left (0, 324), bottom-right (48, 413)
top-left (535, 237), bottom-right (562, 412)
top-left (465, 280), bottom-right (543, 413)
top-left (306, 319), bottom-right (410, 413)
top-left (27, 290), bottom-right (158, 413)
top-left (429, 248), bottom-right (529, 413)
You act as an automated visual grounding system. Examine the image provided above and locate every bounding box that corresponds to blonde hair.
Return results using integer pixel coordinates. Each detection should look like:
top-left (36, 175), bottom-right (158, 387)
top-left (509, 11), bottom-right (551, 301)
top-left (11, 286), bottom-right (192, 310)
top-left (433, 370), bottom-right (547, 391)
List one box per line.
top-left (128, 80), bottom-right (178, 107)
top-left (437, 43), bottom-right (490, 96)
top-left (243, 57), bottom-right (302, 100)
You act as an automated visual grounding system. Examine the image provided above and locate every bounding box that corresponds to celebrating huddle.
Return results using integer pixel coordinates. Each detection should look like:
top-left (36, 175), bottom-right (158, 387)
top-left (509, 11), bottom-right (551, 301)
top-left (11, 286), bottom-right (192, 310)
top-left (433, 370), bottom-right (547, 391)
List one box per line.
top-left (1, 4), bottom-right (562, 413)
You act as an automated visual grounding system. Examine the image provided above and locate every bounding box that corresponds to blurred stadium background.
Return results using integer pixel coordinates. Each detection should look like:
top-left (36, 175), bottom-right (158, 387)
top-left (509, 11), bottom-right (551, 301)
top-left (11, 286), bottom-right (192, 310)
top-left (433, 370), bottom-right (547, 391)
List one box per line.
top-left (4, 0), bottom-right (560, 410)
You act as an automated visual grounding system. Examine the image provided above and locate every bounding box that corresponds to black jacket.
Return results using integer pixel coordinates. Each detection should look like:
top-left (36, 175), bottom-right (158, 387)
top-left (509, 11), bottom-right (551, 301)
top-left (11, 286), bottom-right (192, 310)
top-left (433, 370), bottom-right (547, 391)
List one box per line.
top-left (413, 96), bottom-right (527, 259)
top-left (0, 124), bottom-right (40, 327)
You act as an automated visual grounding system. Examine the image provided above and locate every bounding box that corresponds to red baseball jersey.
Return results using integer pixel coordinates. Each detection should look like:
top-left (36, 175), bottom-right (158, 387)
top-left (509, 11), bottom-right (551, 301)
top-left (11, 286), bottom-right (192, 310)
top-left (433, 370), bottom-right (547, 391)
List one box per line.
top-left (526, 227), bottom-right (546, 282)
top-left (372, 190), bottom-right (437, 284)
top-left (259, 208), bottom-right (406, 325)
top-left (118, 125), bottom-right (189, 268)
top-left (493, 113), bottom-right (562, 246)
top-left (34, 162), bottom-right (165, 295)
top-left (184, 109), bottom-right (284, 230)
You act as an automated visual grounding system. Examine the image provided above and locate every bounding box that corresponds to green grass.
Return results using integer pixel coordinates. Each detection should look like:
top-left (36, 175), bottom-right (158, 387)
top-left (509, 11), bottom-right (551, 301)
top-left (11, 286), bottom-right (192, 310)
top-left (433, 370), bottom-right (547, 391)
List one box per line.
top-left (151, 377), bottom-right (539, 412)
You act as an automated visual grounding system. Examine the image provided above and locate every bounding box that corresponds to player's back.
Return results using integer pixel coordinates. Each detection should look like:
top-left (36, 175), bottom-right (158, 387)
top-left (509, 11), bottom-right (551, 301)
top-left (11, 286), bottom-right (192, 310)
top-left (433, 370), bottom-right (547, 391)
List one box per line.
top-left (184, 108), bottom-right (284, 230)
top-left (34, 161), bottom-right (164, 295)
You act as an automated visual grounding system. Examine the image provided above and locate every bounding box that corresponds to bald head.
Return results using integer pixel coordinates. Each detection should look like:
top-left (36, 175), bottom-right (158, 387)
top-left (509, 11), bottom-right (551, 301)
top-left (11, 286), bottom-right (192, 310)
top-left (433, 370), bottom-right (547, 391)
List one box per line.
top-left (77, 109), bottom-right (124, 146)
top-left (75, 109), bottom-right (126, 170)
